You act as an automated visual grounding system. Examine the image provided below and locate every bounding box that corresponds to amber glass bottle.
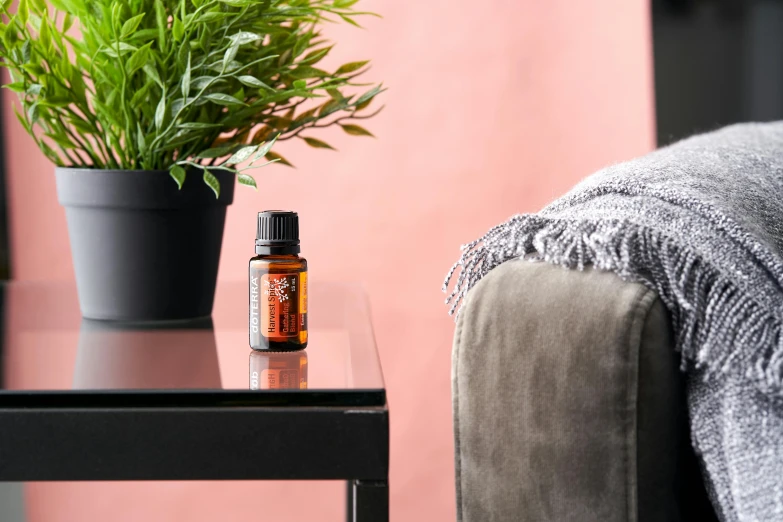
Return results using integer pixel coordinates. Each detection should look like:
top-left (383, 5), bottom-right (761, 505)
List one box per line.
top-left (249, 211), bottom-right (308, 351)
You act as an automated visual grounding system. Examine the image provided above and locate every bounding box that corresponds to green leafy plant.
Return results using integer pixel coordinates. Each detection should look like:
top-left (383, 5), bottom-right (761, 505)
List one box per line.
top-left (0, 0), bottom-right (384, 196)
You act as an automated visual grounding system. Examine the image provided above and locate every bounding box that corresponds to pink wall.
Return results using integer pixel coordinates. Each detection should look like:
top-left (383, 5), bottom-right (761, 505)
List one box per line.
top-left (3, 0), bottom-right (655, 520)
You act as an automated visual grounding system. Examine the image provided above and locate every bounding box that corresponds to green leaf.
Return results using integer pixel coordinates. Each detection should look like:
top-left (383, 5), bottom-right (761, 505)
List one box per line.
top-left (39, 141), bottom-right (61, 164)
top-left (136, 122), bottom-right (147, 154)
top-left (26, 83), bottom-right (43, 95)
top-left (45, 132), bottom-right (76, 149)
top-left (171, 97), bottom-right (195, 114)
top-left (21, 40), bottom-right (31, 63)
top-left (253, 135), bottom-right (277, 160)
top-left (303, 137), bottom-right (336, 150)
top-left (300, 46), bottom-right (332, 65)
top-left (106, 88), bottom-right (119, 110)
top-left (62, 13), bottom-right (74, 32)
top-left (41, 95), bottom-right (74, 107)
top-left (289, 66), bottom-right (328, 79)
top-left (237, 75), bottom-right (271, 89)
top-left (154, 0), bottom-right (166, 52)
top-left (121, 14), bottom-right (145, 38)
top-left (116, 43), bottom-right (139, 54)
top-left (3, 82), bottom-right (25, 92)
top-left (196, 11), bottom-right (224, 23)
top-left (193, 76), bottom-right (223, 90)
top-left (327, 88), bottom-right (344, 100)
top-left (355, 96), bottom-right (374, 112)
top-left (318, 99), bottom-right (341, 116)
top-left (178, 122), bottom-right (221, 129)
top-left (197, 145), bottom-right (234, 159)
top-left (69, 68), bottom-right (86, 99)
top-left (205, 93), bottom-right (245, 106)
top-left (18, 0), bottom-right (28, 24)
top-left (288, 109), bottom-right (318, 131)
top-left (202, 169), bottom-right (220, 198)
top-left (339, 13), bottom-right (361, 27)
top-left (335, 60), bottom-right (369, 75)
top-left (170, 165), bottom-right (186, 189)
top-left (249, 126), bottom-right (272, 144)
top-left (293, 34), bottom-right (309, 58)
top-left (293, 79), bottom-right (307, 89)
top-left (130, 80), bottom-right (155, 107)
top-left (340, 123), bottom-right (374, 137)
top-left (277, 48), bottom-right (292, 67)
top-left (102, 42), bottom-right (137, 57)
top-left (23, 62), bottom-right (46, 76)
top-left (111, 3), bottom-right (122, 33)
top-left (155, 95), bottom-right (167, 129)
top-left (176, 40), bottom-right (190, 70)
top-left (126, 43), bottom-right (152, 76)
top-left (13, 105), bottom-right (30, 132)
top-left (223, 38), bottom-right (240, 71)
top-left (354, 84), bottom-right (383, 107)
top-left (38, 17), bottom-right (51, 51)
top-left (209, 58), bottom-right (243, 73)
top-left (172, 16), bottom-right (184, 42)
top-left (91, 98), bottom-right (123, 128)
top-left (182, 52), bottom-right (191, 98)
top-left (230, 31), bottom-right (261, 45)
top-left (237, 174), bottom-right (257, 189)
top-left (26, 14), bottom-right (39, 30)
top-left (70, 116), bottom-right (94, 134)
top-left (143, 64), bottom-right (163, 87)
top-left (3, 23), bottom-right (18, 48)
top-left (27, 103), bottom-right (39, 124)
top-left (160, 132), bottom-right (200, 150)
top-left (226, 145), bottom-right (258, 165)
top-left (265, 150), bottom-right (293, 168)
top-left (129, 28), bottom-right (158, 43)
top-left (334, 0), bottom-right (360, 7)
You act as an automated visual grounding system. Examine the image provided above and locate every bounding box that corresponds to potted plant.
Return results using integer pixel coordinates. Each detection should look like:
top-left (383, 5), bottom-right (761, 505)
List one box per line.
top-left (0, 0), bottom-right (382, 321)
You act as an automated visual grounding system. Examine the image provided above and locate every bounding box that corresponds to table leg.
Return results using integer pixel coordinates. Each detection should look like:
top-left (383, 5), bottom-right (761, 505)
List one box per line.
top-left (346, 479), bottom-right (389, 522)
top-left (346, 480), bottom-right (354, 521)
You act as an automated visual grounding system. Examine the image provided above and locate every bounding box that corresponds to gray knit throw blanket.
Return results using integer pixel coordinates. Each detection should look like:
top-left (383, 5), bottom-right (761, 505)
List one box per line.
top-left (443, 122), bottom-right (783, 521)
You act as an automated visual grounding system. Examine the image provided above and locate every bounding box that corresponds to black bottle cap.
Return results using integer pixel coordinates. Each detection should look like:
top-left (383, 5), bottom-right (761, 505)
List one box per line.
top-left (255, 210), bottom-right (300, 255)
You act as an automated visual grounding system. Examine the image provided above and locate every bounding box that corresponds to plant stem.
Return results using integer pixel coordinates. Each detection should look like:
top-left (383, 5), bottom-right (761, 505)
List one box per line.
top-left (113, 32), bottom-right (137, 167)
top-left (279, 106), bottom-right (383, 141)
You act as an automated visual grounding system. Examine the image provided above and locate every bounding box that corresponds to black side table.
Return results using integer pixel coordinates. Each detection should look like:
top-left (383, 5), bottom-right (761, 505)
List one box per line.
top-left (0, 282), bottom-right (388, 522)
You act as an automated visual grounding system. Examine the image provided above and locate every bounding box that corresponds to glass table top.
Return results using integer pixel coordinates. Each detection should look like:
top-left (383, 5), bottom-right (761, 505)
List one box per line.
top-left (0, 281), bottom-right (385, 407)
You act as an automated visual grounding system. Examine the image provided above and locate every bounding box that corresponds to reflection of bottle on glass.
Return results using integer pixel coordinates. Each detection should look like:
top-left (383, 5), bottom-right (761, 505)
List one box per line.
top-left (249, 350), bottom-right (308, 390)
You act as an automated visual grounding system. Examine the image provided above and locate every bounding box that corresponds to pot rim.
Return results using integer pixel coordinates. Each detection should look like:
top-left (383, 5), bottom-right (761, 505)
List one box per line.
top-left (55, 166), bottom-right (236, 210)
top-left (54, 166), bottom-right (225, 173)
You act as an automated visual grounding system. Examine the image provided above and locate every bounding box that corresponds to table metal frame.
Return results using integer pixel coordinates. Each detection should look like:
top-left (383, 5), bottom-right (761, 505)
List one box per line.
top-left (0, 397), bottom-right (389, 521)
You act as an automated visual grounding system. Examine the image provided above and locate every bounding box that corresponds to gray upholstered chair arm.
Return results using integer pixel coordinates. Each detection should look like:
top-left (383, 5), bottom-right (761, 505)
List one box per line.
top-left (452, 260), bottom-right (716, 522)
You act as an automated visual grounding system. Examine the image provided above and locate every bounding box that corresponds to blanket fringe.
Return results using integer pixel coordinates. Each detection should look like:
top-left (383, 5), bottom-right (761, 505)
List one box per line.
top-left (443, 215), bottom-right (783, 395)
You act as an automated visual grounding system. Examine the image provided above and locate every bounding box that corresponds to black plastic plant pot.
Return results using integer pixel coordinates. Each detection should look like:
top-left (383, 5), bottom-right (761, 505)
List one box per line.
top-left (55, 168), bottom-right (235, 321)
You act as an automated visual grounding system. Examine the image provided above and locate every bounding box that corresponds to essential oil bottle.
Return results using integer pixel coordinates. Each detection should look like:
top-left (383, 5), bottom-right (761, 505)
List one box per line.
top-left (249, 211), bottom-right (308, 351)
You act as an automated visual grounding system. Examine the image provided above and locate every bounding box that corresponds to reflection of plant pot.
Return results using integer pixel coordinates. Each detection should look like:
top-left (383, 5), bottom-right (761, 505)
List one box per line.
top-left (55, 168), bottom-right (235, 321)
top-left (73, 318), bottom-right (221, 389)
